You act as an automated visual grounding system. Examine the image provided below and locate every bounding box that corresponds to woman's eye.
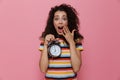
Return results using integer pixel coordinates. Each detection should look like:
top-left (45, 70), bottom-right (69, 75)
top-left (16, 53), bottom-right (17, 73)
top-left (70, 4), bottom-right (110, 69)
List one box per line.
top-left (54, 18), bottom-right (59, 20)
top-left (63, 18), bottom-right (67, 20)
top-left (54, 17), bottom-right (67, 21)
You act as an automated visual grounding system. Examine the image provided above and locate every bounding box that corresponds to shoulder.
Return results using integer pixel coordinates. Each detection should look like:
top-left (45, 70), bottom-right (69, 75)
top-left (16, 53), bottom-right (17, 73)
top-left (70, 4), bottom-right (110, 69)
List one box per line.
top-left (75, 38), bottom-right (83, 44)
top-left (75, 38), bottom-right (84, 51)
top-left (39, 37), bottom-right (45, 44)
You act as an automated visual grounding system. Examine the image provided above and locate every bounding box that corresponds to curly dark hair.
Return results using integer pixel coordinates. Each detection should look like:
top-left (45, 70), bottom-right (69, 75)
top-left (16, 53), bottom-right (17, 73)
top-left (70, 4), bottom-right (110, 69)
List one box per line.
top-left (40, 3), bottom-right (84, 42)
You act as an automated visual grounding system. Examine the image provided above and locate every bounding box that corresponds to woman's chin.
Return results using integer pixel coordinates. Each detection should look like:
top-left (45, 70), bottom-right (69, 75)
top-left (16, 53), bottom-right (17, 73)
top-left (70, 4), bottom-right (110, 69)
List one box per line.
top-left (58, 32), bottom-right (63, 35)
top-left (57, 31), bottom-right (63, 35)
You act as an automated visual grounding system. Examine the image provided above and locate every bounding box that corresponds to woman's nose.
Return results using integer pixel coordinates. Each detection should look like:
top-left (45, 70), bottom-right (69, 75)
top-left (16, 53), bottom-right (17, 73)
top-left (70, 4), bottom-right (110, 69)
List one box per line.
top-left (59, 19), bottom-right (63, 24)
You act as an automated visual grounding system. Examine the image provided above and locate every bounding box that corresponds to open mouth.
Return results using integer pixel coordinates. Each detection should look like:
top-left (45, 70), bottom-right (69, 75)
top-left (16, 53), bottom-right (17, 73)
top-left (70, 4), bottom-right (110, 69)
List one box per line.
top-left (57, 26), bottom-right (64, 33)
top-left (58, 26), bottom-right (63, 29)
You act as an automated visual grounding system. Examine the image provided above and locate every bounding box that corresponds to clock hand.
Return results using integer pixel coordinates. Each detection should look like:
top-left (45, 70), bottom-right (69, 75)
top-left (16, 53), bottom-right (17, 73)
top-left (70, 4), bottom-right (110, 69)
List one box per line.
top-left (54, 46), bottom-right (56, 52)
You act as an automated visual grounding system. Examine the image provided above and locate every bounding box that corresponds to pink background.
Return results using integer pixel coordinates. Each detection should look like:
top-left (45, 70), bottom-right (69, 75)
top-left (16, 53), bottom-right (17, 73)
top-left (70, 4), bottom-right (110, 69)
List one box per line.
top-left (0, 0), bottom-right (120, 80)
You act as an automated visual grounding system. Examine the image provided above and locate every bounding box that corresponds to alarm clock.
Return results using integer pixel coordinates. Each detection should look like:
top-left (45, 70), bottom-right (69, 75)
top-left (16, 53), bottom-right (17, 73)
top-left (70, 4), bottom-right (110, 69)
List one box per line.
top-left (48, 40), bottom-right (61, 57)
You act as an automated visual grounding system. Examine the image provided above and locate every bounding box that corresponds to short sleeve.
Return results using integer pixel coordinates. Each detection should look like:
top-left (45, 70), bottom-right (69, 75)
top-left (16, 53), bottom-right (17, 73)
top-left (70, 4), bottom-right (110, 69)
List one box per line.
top-left (38, 38), bottom-right (44, 51)
top-left (75, 38), bottom-right (84, 51)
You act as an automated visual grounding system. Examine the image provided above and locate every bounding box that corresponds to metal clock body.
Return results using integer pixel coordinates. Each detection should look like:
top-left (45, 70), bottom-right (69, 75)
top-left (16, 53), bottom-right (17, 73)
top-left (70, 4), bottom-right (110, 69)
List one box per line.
top-left (48, 40), bottom-right (61, 57)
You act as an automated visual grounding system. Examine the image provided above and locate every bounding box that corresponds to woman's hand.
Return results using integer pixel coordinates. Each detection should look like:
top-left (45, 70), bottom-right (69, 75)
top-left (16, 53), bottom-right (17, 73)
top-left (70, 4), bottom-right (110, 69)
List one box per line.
top-left (44, 34), bottom-right (55, 45)
top-left (60, 26), bottom-right (76, 44)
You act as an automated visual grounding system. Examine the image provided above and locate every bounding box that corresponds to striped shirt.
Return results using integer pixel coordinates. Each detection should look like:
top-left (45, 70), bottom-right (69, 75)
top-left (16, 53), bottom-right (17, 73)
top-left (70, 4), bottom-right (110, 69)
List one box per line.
top-left (39, 38), bottom-right (83, 80)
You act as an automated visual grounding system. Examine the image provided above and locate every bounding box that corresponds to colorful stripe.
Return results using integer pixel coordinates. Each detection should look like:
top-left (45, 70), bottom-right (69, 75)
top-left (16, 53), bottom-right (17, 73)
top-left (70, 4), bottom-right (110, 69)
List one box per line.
top-left (46, 69), bottom-right (76, 79)
top-left (48, 60), bottom-right (72, 68)
top-left (76, 45), bottom-right (83, 51)
top-left (39, 45), bottom-right (44, 51)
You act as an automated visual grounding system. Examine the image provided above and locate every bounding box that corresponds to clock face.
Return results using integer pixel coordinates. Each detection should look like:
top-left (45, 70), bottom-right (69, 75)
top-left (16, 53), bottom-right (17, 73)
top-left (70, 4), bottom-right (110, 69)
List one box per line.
top-left (49, 44), bottom-right (61, 57)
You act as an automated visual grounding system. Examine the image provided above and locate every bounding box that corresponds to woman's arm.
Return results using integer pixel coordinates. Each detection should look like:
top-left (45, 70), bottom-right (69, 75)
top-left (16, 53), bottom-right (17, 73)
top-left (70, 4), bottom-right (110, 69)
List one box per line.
top-left (39, 44), bottom-right (49, 73)
top-left (69, 41), bottom-right (82, 73)
top-left (39, 34), bottom-right (55, 73)
top-left (61, 26), bottom-right (82, 73)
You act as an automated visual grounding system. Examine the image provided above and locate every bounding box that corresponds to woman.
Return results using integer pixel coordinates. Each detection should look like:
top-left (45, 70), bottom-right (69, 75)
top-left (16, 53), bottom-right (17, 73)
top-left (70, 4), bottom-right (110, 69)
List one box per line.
top-left (39, 3), bottom-right (84, 80)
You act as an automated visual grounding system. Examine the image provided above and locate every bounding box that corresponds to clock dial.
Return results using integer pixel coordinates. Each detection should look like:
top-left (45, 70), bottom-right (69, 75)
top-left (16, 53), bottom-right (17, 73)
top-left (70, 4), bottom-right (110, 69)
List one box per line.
top-left (49, 45), bottom-right (61, 57)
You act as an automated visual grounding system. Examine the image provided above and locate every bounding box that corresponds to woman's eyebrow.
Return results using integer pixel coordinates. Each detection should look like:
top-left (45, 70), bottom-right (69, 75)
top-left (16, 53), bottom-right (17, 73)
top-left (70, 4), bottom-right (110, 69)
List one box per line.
top-left (54, 15), bottom-right (59, 17)
top-left (62, 15), bottom-right (67, 16)
top-left (54, 15), bottom-right (67, 17)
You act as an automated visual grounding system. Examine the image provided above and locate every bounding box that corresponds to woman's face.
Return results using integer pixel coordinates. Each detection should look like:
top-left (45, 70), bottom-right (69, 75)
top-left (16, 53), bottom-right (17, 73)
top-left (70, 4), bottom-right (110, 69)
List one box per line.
top-left (53, 10), bottom-right (68, 35)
